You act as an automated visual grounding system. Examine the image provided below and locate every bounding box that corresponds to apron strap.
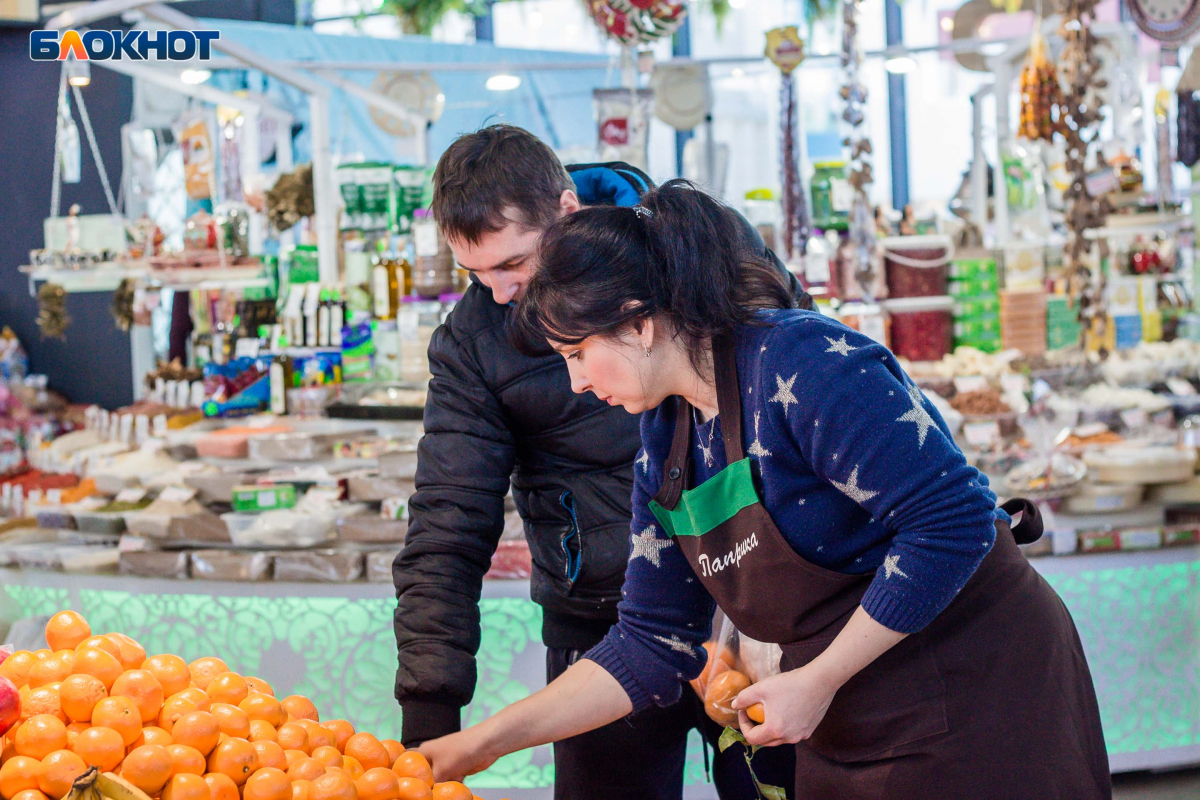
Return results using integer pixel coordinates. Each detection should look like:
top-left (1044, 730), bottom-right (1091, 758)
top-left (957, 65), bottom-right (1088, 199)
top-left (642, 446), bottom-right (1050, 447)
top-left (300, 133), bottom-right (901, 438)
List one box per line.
top-left (999, 497), bottom-right (1044, 545)
top-left (713, 334), bottom-right (746, 463)
top-left (653, 396), bottom-right (694, 511)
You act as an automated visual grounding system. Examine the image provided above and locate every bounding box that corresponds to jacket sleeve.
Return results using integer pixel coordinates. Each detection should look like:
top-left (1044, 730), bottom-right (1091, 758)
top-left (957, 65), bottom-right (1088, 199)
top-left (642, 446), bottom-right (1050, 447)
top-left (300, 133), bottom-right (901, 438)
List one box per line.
top-left (392, 318), bottom-right (516, 746)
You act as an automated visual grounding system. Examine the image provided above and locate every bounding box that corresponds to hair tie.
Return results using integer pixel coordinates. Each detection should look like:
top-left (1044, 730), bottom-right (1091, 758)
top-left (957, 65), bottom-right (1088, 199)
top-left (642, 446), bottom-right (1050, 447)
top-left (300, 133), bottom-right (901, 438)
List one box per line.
top-left (632, 205), bottom-right (653, 219)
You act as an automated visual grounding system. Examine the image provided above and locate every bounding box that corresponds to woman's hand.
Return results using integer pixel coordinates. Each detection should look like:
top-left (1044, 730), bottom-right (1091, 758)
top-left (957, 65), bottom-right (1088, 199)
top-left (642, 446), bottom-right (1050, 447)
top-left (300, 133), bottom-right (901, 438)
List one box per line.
top-left (418, 728), bottom-right (501, 783)
top-left (731, 664), bottom-right (840, 748)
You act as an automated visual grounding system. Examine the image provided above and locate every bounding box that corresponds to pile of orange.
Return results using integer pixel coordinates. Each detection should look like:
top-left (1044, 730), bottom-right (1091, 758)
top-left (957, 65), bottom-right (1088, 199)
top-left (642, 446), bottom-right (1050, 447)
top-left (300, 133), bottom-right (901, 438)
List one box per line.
top-left (0, 613), bottom-right (484, 800)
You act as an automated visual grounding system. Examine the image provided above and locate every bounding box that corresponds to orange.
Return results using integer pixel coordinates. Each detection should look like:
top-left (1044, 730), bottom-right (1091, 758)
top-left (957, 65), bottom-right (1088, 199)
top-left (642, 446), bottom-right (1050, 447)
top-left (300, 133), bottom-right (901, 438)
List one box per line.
top-left (70, 727), bottom-right (123, 772)
top-left (292, 780), bottom-right (313, 800)
top-left (91, 697), bottom-right (141, 747)
top-left (159, 696), bottom-right (201, 735)
top-left (250, 742), bottom-right (286, 772)
top-left (36, 750), bottom-right (85, 800)
top-left (106, 634), bottom-right (146, 672)
top-left (243, 767), bottom-right (290, 800)
top-left (279, 698), bottom-right (317, 724)
top-left (274, 724), bottom-right (308, 756)
top-left (141, 656), bottom-right (191, 698)
top-left (430, 784), bottom-right (470, 800)
top-left (380, 742), bottom-right (404, 766)
top-left (206, 738), bottom-right (258, 786)
top-left (321, 723), bottom-right (353, 755)
top-left (338, 758), bottom-right (363, 782)
top-left (355, 768), bottom-right (398, 800)
top-left (58, 675), bottom-right (105, 724)
top-left (72, 637), bottom-right (119, 660)
top-left (49, 656), bottom-right (72, 677)
top-left (14, 717), bottom-right (68, 761)
top-left (69, 649), bottom-right (121, 692)
top-left (161, 773), bottom-right (210, 800)
top-left (344, 736), bottom-right (388, 772)
top-left (167, 744), bottom-right (207, 776)
top-left (30, 654), bottom-right (49, 664)
top-left (187, 660), bottom-right (228, 693)
top-left (177, 689), bottom-right (211, 714)
top-left (310, 771), bottom-right (355, 800)
top-left (0, 756), bottom-right (42, 799)
top-left (110, 670), bottom-right (164, 724)
top-left (390, 754), bottom-right (432, 789)
top-left (393, 779), bottom-right (430, 800)
top-left (205, 675), bottom-right (246, 708)
top-left (131, 727), bottom-right (173, 750)
top-left (171, 713), bottom-right (220, 757)
top-left (0, 653), bottom-right (37, 689)
top-left (26, 658), bottom-right (68, 691)
top-left (62, 724), bottom-right (86, 752)
top-left (122, 744), bottom-right (173, 795)
top-left (298, 723), bottom-right (333, 752)
top-left (282, 751), bottom-right (306, 770)
top-left (310, 748), bottom-right (341, 771)
top-left (209, 706), bottom-right (250, 740)
top-left (21, 688), bottom-right (64, 724)
top-left (247, 722), bottom-right (276, 744)
top-left (11, 791), bottom-right (48, 800)
top-left (286, 758), bottom-right (324, 783)
top-left (242, 679), bottom-right (272, 698)
top-left (202, 773), bottom-right (238, 800)
top-left (44, 613), bottom-right (90, 654)
top-left (238, 696), bottom-right (284, 730)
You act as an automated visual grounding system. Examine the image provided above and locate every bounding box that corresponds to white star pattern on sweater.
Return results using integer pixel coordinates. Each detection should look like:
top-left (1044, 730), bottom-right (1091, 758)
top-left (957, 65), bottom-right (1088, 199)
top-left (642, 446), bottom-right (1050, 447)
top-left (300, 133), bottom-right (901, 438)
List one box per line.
top-left (883, 554), bottom-right (909, 579)
top-left (697, 419), bottom-right (716, 468)
top-left (655, 634), bottom-right (698, 655)
top-left (831, 465), bottom-right (879, 504)
top-left (896, 384), bottom-right (937, 447)
top-left (769, 373), bottom-right (799, 417)
top-left (629, 526), bottom-right (672, 568)
top-left (636, 450), bottom-right (650, 474)
top-left (825, 335), bottom-right (858, 356)
top-left (748, 412), bottom-right (771, 458)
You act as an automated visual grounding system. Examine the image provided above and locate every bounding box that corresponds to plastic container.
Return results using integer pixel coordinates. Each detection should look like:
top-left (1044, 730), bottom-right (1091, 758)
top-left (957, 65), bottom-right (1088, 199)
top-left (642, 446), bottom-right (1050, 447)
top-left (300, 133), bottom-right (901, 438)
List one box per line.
top-left (220, 510), bottom-right (337, 549)
top-left (1084, 446), bottom-right (1197, 485)
top-left (190, 549), bottom-right (272, 581)
top-left (119, 549), bottom-right (190, 578)
top-left (337, 514), bottom-right (408, 544)
top-left (882, 236), bottom-right (952, 298)
top-left (1064, 483), bottom-right (1145, 514)
top-left (272, 550), bottom-right (364, 582)
top-left (888, 306), bottom-right (952, 362)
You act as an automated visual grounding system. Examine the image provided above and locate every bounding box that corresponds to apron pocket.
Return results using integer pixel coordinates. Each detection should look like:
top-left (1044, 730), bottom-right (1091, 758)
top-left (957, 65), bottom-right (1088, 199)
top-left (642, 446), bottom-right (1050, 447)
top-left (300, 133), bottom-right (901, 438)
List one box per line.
top-left (781, 637), bottom-right (949, 763)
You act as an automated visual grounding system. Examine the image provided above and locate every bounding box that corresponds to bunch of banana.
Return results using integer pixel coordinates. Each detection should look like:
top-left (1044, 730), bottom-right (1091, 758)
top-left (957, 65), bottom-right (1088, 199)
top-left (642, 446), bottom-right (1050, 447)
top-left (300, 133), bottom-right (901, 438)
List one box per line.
top-left (66, 769), bottom-right (154, 800)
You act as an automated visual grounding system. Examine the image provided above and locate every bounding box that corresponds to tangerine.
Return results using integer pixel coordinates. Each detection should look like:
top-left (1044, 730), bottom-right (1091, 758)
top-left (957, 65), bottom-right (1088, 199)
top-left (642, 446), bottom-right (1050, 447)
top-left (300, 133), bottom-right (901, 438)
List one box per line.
top-left (206, 676), bottom-right (247, 707)
top-left (30, 655), bottom-right (49, 663)
top-left (239, 696), bottom-right (284, 729)
top-left (310, 748), bottom-right (341, 771)
top-left (390, 754), bottom-right (432, 789)
top-left (282, 751), bottom-right (306, 770)
top-left (339, 758), bottom-right (364, 782)
top-left (58, 675), bottom-right (105, 724)
top-left (70, 727), bottom-right (124, 772)
top-left (243, 768), bottom-right (290, 800)
top-left (0, 756), bottom-right (42, 799)
top-left (310, 771), bottom-right (356, 800)
top-left (26, 659), bottom-right (68, 691)
top-left (110, 670), bottom-right (164, 723)
top-left (62, 725), bottom-right (86, 752)
top-left (123, 744), bottom-right (174, 795)
top-left (159, 696), bottom-right (201, 735)
top-left (72, 638), bottom-right (119, 660)
top-left (274, 724), bottom-right (308, 756)
top-left (279, 698), bottom-right (317, 724)
top-left (242, 679), bottom-right (272, 698)
top-left (0, 654), bottom-right (36, 689)
top-left (167, 744), bottom-right (207, 776)
top-left (206, 738), bottom-right (258, 786)
top-left (429, 784), bottom-right (470, 800)
top-left (298, 723), bottom-right (333, 752)
top-left (36, 750), bottom-right (85, 800)
top-left (176, 689), bottom-right (212, 714)
top-left (291, 780), bottom-right (312, 800)
top-left (142, 656), bottom-right (191, 698)
top-left (202, 773), bottom-right (238, 800)
top-left (393, 779), bottom-right (430, 800)
top-left (380, 742), bottom-right (404, 766)
top-left (247, 722), bottom-right (276, 744)
top-left (355, 768), bottom-right (398, 800)
top-left (14, 718), bottom-right (67, 761)
top-left (171, 713), bottom-right (220, 757)
top-left (44, 614), bottom-right (90, 654)
top-left (209, 706), bottom-right (250, 740)
top-left (11, 790), bottom-right (48, 800)
top-left (0, 737), bottom-right (17, 766)
top-left (70, 649), bottom-right (122, 693)
top-left (250, 742), bottom-right (286, 772)
top-left (91, 697), bottom-right (142, 747)
top-left (187, 660), bottom-right (228, 693)
top-left (287, 759), bottom-right (324, 783)
top-left (131, 727), bottom-right (173, 750)
top-left (344, 736), bottom-right (389, 772)
top-left (321, 723), bottom-right (353, 755)
top-left (49, 656), bottom-right (72, 677)
top-left (21, 688), bottom-right (64, 724)
top-left (106, 634), bottom-right (146, 672)
top-left (161, 773), bottom-right (210, 800)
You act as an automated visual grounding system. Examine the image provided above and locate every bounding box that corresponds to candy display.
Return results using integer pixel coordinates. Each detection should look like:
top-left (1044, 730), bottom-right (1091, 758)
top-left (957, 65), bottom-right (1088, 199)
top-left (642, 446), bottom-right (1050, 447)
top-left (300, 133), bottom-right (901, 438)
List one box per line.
top-left (1019, 30), bottom-right (1066, 142)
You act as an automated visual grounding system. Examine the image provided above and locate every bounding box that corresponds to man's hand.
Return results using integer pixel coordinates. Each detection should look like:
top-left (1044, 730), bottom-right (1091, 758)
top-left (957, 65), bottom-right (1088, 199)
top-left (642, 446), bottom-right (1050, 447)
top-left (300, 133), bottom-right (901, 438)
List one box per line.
top-left (418, 728), bottom-right (501, 783)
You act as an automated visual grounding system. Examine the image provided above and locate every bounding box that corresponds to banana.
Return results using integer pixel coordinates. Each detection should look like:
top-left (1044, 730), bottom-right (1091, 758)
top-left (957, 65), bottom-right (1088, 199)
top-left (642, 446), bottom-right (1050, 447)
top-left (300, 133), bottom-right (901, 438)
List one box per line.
top-left (64, 767), bottom-right (99, 800)
top-left (96, 772), bottom-right (154, 800)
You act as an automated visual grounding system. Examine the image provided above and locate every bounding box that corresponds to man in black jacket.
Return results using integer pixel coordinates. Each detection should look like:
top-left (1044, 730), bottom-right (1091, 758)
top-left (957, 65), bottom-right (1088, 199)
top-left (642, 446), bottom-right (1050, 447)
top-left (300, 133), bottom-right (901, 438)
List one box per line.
top-left (393, 124), bottom-right (804, 799)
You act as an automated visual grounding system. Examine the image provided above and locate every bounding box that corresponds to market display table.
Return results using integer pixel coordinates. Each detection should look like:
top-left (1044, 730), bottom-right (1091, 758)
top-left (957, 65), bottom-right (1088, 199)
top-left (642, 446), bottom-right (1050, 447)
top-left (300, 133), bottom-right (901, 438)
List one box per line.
top-left (0, 547), bottom-right (1195, 797)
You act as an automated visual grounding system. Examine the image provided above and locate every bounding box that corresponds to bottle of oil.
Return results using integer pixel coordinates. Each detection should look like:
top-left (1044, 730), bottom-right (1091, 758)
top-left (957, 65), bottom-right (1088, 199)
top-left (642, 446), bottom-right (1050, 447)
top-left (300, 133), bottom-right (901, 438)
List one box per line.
top-left (269, 340), bottom-right (294, 416)
top-left (372, 242), bottom-right (400, 321)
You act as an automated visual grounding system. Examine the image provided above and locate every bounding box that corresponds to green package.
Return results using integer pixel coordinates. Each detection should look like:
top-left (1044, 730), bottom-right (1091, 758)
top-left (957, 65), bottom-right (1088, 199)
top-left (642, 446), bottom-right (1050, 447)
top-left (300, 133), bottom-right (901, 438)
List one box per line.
top-left (359, 163), bottom-right (394, 231)
top-left (337, 163), bottom-right (363, 231)
top-left (391, 166), bottom-right (427, 233)
top-left (232, 483), bottom-right (297, 512)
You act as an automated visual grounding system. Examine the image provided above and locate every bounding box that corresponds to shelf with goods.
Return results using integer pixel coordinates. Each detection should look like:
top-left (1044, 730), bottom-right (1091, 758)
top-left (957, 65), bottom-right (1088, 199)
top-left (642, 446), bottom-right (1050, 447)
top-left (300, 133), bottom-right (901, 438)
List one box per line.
top-left (19, 263), bottom-right (274, 296)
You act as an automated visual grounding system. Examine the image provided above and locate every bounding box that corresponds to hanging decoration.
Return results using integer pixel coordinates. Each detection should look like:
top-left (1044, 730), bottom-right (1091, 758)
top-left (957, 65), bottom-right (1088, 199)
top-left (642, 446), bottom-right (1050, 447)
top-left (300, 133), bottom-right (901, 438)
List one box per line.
top-left (1018, 29), bottom-right (1066, 142)
top-left (180, 114), bottom-right (215, 203)
top-left (840, 0), bottom-right (878, 300)
top-left (584, 0), bottom-right (686, 45)
top-left (111, 279), bottom-right (136, 332)
top-left (766, 26), bottom-right (810, 262)
top-left (265, 164), bottom-right (315, 232)
top-left (1057, 0), bottom-right (1112, 348)
top-left (37, 284), bottom-right (69, 340)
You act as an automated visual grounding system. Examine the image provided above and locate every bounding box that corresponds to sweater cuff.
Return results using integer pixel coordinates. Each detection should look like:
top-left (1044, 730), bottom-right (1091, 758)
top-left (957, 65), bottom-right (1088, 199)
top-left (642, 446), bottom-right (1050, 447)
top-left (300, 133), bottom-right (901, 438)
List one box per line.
top-left (584, 637), bottom-right (654, 714)
top-left (860, 579), bottom-right (937, 635)
top-left (399, 697), bottom-right (462, 747)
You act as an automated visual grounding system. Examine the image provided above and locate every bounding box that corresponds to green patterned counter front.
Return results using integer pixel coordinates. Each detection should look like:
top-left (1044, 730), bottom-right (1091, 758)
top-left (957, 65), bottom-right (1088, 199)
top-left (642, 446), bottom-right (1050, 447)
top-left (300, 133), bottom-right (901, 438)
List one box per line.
top-left (0, 548), bottom-right (1195, 794)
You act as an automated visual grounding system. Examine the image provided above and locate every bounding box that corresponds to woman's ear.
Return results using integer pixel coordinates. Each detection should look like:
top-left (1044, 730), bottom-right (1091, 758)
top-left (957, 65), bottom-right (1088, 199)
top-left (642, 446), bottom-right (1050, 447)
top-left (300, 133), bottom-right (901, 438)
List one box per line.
top-left (632, 317), bottom-right (656, 354)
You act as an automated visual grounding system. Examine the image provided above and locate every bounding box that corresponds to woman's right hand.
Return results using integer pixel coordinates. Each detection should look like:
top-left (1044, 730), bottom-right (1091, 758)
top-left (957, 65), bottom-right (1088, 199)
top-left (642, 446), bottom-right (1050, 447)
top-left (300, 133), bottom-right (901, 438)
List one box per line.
top-left (418, 727), bottom-right (501, 783)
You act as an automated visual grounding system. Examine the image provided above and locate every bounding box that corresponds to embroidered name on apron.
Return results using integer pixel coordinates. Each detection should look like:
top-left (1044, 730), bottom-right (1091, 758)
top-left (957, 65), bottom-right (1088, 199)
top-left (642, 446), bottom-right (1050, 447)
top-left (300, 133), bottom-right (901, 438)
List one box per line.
top-left (698, 532), bottom-right (759, 577)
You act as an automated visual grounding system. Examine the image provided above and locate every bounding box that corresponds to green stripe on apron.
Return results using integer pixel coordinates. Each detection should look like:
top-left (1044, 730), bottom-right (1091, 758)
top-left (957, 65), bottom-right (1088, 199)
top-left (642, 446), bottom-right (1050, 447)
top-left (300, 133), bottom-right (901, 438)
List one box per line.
top-left (649, 457), bottom-right (760, 538)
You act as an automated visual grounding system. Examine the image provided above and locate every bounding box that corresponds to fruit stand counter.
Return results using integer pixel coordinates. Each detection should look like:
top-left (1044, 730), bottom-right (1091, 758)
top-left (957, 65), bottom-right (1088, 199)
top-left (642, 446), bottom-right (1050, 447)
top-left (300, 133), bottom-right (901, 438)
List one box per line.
top-left (0, 546), bottom-right (1195, 796)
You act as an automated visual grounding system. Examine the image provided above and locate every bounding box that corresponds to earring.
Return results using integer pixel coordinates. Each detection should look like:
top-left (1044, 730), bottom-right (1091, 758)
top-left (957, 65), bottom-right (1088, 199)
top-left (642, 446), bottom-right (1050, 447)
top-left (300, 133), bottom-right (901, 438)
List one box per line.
top-left (644, 346), bottom-right (652, 358)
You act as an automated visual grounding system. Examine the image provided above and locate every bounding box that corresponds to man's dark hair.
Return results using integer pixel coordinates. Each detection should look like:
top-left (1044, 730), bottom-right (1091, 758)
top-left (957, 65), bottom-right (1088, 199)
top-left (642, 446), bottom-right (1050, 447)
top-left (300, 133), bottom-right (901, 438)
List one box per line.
top-left (431, 124), bottom-right (575, 245)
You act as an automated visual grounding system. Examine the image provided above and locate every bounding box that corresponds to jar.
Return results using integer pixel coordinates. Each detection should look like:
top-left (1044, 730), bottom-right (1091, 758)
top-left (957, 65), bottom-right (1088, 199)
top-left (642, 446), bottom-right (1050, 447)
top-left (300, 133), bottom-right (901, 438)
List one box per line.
top-left (810, 161), bottom-right (850, 231)
top-left (399, 298), bottom-right (441, 384)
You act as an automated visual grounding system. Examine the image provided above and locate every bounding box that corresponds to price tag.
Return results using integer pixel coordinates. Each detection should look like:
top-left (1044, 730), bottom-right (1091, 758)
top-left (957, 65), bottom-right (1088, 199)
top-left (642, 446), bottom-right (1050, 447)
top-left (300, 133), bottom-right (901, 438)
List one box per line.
top-left (1168, 378), bottom-right (1197, 397)
top-left (116, 488), bottom-right (147, 504)
top-left (1094, 494), bottom-right (1125, 511)
top-left (257, 489), bottom-right (278, 508)
top-left (954, 376), bottom-right (990, 394)
top-left (153, 415), bottom-right (169, 439)
top-left (1120, 408), bottom-right (1149, 430)
top-left (158, 486), bottom-right (196, 504)
top-left (963, 421), bottom-right (1001, 447)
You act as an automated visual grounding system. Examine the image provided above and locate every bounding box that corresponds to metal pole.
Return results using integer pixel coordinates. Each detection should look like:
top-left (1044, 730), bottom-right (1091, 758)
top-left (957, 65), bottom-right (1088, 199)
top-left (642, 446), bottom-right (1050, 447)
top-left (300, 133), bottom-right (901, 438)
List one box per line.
top-left (971, 85), bottom-right (992, 238)
top-left (884, 0), bottom-right (910, 210)
top-left (672, 15), bottom-right (693, 178)
top-left (308, 92), bottom-right (339, 284)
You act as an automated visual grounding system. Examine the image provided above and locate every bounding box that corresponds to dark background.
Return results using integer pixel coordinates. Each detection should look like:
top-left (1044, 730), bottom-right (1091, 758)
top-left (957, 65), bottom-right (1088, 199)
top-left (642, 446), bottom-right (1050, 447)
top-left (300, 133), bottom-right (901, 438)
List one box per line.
top-left (0, 0), bottom-right (294, 409)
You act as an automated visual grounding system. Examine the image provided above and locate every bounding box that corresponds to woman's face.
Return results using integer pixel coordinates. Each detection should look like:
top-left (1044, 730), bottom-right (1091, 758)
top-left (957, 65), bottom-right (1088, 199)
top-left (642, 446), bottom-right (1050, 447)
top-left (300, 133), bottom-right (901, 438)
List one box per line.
top-left (552, 331), bottom-right (663, 415)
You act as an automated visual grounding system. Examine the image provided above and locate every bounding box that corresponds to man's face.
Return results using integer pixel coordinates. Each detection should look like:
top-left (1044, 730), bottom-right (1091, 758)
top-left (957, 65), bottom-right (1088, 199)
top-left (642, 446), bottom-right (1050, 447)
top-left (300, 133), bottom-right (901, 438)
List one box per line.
top-left (447, 219), bottom-right (542, 306)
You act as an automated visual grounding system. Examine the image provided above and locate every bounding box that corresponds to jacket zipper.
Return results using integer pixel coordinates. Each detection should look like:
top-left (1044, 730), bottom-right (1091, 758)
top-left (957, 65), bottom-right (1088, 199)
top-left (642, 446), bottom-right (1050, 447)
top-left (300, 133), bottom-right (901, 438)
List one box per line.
top-left (559, 490), bottom-right (582, 585)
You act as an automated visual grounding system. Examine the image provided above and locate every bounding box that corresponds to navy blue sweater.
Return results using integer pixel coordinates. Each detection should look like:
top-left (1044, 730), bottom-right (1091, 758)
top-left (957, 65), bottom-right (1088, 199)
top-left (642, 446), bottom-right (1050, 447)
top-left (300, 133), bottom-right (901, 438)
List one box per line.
top-left (586, 310), bottom-right (1005, 713)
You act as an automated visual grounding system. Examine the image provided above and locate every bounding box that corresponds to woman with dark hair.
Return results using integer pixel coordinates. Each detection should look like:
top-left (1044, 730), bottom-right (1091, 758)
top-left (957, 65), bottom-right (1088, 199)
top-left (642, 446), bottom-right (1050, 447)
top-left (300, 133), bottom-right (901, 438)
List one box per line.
top-left (419, 181), bottom-right (1110, 799)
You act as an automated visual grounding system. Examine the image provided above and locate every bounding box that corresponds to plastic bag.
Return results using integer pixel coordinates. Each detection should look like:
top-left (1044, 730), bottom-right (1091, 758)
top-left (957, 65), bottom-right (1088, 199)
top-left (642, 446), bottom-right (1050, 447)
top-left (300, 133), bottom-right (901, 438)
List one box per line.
top-left (691, 610), bottom-right (781, 729)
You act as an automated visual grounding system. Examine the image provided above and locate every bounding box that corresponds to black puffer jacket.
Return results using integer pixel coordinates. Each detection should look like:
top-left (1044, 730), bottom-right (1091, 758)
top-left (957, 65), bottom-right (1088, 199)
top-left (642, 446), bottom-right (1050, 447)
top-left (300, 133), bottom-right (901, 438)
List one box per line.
top-left (393, 163), bottom-right (809, 746)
